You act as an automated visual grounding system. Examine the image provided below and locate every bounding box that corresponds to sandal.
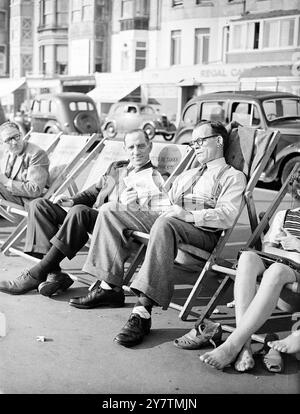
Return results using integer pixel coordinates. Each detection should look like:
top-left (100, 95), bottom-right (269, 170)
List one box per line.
top-left (258, 333), bottom-right (284, 373)
top-left (173, 318), bottom-right (222, 350)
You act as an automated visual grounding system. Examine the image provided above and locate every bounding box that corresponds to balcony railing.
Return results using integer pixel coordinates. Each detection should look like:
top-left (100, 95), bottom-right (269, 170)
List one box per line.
top-left (120, 17), bottom-right (149, 31)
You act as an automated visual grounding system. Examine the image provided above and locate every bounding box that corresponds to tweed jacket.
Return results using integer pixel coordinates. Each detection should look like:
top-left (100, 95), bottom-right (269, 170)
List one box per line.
top-left (0, 141), bottom-right (50, 199)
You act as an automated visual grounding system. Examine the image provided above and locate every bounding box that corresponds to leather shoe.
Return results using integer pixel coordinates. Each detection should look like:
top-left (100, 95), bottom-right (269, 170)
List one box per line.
top-left (69, 282), bottom-right (125, 309)
top-left (0, 270), bottom-right (40, 295)
top-left (38, 271), bottom-right (74, 297)
top-left (114, 313), bottom-right (151, 347)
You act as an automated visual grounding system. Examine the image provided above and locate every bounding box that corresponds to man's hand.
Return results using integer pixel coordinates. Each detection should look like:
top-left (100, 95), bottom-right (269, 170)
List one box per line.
top-left (160, 205), bottom-right (194, 222)
top-left (51, 194), bottom-right (74, 207)
top-left (276, 228), bottom-right (300, 252)
top-left (120, 187), bottom-right (139, 206)
top-left (0, 173), bottom-right (9, 186)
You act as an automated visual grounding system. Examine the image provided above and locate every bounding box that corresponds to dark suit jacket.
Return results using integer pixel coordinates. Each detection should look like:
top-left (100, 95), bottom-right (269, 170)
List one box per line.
top-left (0, 141), bottom-right (50, 199)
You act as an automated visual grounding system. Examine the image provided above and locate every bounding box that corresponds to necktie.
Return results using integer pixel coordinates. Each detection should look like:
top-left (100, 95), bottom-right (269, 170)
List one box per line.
top-left (5, 154), bottom-right (17, 178)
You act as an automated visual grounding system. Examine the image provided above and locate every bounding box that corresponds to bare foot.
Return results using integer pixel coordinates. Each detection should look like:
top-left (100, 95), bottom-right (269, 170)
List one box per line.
top-left (234, 345), bottom-right (255, 372)
top-left (268, 330), bottom-right (300, 354)
top-left (199, 342), bottom-right (238, 370)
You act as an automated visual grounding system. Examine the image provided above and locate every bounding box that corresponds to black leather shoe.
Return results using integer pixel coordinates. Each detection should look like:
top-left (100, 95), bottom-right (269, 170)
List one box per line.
top-left (69, 283), bottom-right (125, 309)
top-left (0, 270), bottom-right (40, 295)
top-left (114, 313), bottom-right (151, 347)
top-left (38, 271), bottom-right (74, 297)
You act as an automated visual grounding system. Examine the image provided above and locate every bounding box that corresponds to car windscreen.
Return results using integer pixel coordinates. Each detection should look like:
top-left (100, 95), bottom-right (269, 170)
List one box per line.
top-left (263, 98), bottom-right (300, 121)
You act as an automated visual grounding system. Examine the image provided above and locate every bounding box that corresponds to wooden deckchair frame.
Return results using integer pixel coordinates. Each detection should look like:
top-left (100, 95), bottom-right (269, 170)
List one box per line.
top-left (121, 128), bottom-right (281, 323)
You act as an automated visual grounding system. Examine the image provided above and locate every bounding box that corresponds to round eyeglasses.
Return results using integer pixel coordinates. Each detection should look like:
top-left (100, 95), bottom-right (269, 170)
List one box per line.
top-left (2, 134), bottom-right (21, 145)
top-left (189, 134), bottom-right (219, 148)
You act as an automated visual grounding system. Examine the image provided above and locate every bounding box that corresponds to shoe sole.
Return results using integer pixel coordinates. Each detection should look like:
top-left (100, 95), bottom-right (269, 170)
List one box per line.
top-left (38, 279), bottom-right (74, 297)
top-left (69, 300), bottom-right (125, 309)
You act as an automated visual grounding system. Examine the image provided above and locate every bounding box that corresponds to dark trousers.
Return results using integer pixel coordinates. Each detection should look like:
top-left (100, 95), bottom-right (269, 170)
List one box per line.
top-left (24, 198), bottom-right (98, 259)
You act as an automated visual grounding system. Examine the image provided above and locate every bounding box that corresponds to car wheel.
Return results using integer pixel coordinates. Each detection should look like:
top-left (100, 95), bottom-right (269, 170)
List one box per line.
top-left (281, 156), bottom-right (300, 186)
top-left (143, 124), bottom-right (155, 140)
top-left (46, 125), bottom-right (61, 134)
top-left (105, 122), bottom-right (117, 138)
top-left (163, 133), bottom-right (175, 141)
top-left (74, 113), bottom-right (98, 134)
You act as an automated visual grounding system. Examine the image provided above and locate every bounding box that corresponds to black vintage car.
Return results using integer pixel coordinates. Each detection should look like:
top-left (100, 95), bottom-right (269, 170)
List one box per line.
top-left (173, 90), bottom-right (300, 185)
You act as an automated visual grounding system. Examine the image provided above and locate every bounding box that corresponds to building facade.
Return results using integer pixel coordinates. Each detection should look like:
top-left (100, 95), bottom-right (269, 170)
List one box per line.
top-left (2, 0), bottom-right (300, 122)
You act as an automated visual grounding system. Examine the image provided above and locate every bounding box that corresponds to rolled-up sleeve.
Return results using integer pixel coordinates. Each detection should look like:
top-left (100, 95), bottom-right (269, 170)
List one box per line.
top-left (191, 171), bottom-right (246, 229)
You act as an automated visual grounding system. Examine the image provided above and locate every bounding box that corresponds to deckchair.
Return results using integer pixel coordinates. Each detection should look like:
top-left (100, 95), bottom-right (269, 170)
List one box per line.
top-left (190, 162), bottom-right (300, 344)
top-left (121, 126), bottom-right (281, 321)
top-left (0, 132), bottom-right (104, 256)
top-left (0, 130), bottom-right (62, 223)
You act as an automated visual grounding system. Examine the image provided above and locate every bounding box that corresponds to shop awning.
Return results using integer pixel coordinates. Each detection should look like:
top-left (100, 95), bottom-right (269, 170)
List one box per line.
top-left (240, 65), bottom-right (293, 78)
top-left (0, 78), bottom-right (26, 98)
top-left (88, 80), bottom-right (141, 103)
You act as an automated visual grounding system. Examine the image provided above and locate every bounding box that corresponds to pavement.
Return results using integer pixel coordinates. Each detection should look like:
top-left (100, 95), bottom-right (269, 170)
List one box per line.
top-left (0, 188), bottom-right (299, 397)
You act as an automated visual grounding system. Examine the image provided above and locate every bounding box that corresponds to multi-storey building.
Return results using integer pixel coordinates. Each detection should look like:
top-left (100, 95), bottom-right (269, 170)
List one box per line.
top-left (2, 0), bottom-right (300, 122)
top-left (90, 0), bottom-right (300, 122)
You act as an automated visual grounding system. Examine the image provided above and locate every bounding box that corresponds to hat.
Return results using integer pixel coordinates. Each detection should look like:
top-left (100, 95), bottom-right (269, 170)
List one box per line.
top-left (0, 121), bottom-right (21, 141)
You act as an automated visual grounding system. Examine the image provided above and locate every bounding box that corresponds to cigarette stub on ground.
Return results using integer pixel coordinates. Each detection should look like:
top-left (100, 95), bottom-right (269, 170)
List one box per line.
top-left (36, 336), bottom-right (46, 342)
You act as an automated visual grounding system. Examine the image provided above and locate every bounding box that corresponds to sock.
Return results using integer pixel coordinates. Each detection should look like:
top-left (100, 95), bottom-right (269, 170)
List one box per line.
top-left (29, 246), bottom-right (65, 281)
top-left (132, 305), bottom-right (151, 319)
top-left (100, 280), bottom-right (120, 291)
top-left (133, 295), bottom-right (154, 318)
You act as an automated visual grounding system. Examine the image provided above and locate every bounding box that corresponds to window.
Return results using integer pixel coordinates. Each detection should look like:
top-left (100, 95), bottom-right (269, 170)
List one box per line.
top-left (40, 45), bottom-right (52, 75)
top-left (57, 0), bottom-right (68, 26)
top-left (171, 30), bottom-right (181, 65)
top-left (263, 18), bottom-right (295, 48)
top-left (135, 41), bottom-right (146, 71)
top-left (40, 100), bottom-right (50, 113)
top-left (96, 0), bottom-right (105, 20)
top-left (72, 0), bottom-right (82, 22)
top-left (246, 22), bottom-right (260, 49)
top-left (95, 40), bottom-right (104, 72)
top-left (0, 45), bottom-right (6, 75)
top-left (140, 106), bottom-right (155, 114)
top-left (121, 0), bottom-right (134, 18)
top-left (231, 102), bottom-right (261, 126)
top-left (201, 102), bottom-right (226, 123)
top-left (0, 11), bottom-right (7, 30)
top-left (40, 0), bottom-right (52, 26)
top-left (182, 103), bottom-right (199, 126)
top-left (82, 0), bottom-right (92, 21)
top-left (195, 28), bottom-right (210, 64)
top-left (136, 0), bottom-right (149, 16)
top-left (263, 99), bottom-right (300, 121)
top-left (232, 24), bottom-right (243, 49)
top-left (55, 45), bottom-right (68, 74)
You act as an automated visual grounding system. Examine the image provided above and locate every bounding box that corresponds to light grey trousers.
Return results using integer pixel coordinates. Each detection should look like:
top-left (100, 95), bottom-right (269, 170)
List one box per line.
top-left (83, 201), bottom-right (220, 309)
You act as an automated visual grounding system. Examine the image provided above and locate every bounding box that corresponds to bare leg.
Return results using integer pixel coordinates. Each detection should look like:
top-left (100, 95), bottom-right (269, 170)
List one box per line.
top-left (200, 261), bottom-right (296, 370)
top-left (268, 330), bottom-right (300, 354)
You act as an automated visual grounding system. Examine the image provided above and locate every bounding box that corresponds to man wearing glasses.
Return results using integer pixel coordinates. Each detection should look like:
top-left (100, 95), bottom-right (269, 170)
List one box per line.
top-left (71, 120), bottom-right (246, 347)
top-left (0, 121), bottom-right (49, 208)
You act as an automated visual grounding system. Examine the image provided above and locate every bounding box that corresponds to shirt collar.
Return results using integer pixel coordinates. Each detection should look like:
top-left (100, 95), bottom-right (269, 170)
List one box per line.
top-left (205, 157), bottom-right (226, 170)
top-left (127, 160), bottom-right (153, 173)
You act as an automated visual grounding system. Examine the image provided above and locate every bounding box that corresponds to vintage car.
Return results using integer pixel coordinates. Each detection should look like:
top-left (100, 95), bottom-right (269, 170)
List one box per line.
top-left (102, 101), bottom-right (176, 140)
top-left (28, 92), bottom-right (102, 135)
top-left (173, 90), bottom-right (300, 185)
